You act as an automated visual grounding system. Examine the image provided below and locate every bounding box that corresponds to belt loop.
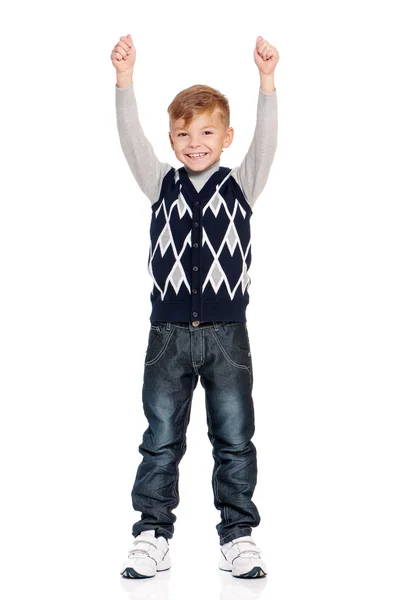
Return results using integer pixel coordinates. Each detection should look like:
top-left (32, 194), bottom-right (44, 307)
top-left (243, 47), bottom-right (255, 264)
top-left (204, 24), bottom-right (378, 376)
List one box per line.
top-left (166, 321), bottom-right (171, 331)
top-left (212, 321), bottom-right (219, 331)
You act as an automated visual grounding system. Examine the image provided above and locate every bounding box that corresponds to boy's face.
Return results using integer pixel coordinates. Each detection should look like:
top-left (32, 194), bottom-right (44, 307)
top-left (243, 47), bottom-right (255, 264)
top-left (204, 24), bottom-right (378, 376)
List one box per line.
top-left (169, 109), bottom-right (234, 172)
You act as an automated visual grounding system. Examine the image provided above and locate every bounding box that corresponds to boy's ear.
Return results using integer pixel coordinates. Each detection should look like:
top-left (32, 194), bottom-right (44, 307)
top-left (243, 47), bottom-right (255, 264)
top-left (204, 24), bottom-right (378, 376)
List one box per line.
top-left (169, 131), bottom-right (174, 149)
top-left (224, 127), bottom-right (234, 148)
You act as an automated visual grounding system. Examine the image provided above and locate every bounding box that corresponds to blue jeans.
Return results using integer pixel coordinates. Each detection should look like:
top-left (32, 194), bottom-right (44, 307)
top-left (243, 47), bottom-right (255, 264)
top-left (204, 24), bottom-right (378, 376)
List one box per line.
top-left (131, 320), bottom-right (261, 546)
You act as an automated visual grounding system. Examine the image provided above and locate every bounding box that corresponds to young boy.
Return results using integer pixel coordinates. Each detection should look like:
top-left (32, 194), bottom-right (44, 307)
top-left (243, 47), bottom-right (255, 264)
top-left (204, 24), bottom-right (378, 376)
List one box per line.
top-left (111, 33), bottom-right (279, 579)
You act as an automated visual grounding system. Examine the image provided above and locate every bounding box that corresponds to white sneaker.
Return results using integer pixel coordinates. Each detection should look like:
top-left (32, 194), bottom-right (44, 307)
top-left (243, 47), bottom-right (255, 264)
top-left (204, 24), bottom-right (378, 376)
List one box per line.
top-left (120, 530), bottom-right (171, 578)
top-left (219, 535), bottom-right (267, 578)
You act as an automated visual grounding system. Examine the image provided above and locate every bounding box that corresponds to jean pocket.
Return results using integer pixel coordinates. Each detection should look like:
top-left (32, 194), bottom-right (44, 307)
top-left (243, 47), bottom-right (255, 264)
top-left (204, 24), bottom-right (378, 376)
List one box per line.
top-left (211, 323), bottom-right (252, 371)
top-left (145, 324), bottom-right (175, 366)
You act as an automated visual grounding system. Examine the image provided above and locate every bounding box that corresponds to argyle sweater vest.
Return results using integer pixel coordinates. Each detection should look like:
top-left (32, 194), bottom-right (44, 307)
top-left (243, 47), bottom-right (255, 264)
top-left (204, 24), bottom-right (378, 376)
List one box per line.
top-left (147, 165), bottom-right (253, 322)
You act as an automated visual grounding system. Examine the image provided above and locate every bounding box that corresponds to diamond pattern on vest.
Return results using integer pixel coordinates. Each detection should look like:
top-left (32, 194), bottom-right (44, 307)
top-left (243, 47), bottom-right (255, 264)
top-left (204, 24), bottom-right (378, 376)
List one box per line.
top-left (148, 192), bottom-right (192, 298)
top-left (202, 185), bottom-right (251, 299)
top-left (147, 171), bottom-right (251, 301)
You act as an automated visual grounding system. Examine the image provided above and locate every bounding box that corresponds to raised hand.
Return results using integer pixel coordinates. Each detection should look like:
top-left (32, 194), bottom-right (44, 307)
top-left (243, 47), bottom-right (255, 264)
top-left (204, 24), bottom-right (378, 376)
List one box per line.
top-left (253, 36), bottom-right (279, 75)
top-left (110, 34), bottom-right (136, 74)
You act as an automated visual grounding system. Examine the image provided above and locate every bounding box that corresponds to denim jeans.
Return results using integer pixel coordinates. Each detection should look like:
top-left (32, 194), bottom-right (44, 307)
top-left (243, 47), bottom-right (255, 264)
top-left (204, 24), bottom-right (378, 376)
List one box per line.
top-left (131, 320), bottom-right (261, 546)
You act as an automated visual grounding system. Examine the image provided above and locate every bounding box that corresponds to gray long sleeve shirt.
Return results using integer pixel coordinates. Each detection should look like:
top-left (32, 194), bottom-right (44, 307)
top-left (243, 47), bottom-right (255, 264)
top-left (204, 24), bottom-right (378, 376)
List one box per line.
top-left (115, 82), bottom-right (278, 209)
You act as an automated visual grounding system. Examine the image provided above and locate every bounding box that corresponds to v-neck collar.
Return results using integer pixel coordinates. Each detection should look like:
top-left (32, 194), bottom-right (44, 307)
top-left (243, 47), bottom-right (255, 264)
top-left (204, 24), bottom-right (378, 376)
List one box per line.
top-left (178, 165), bottom-right (230, 203)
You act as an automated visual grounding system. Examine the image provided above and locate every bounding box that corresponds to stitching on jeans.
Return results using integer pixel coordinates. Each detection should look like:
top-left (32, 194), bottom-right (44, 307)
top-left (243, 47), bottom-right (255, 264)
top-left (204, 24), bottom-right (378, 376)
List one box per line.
top-left (214, 455), bottom-right (222, 504)
top-left (173, 375), bottom-right (196, 499)
top-left (225, 502), bottom-right (229, 524)
top-left (206, 406), bottom-right (223, 509)
top-left (197, 328), bottom-right (204, 366)
top-left (221, 528), bottom-right (252, 545)
top-left (191, 332), bottom-right (200, 374)
top-left (192, 329), bottom-right (204, 368)
top-left (244, 324), bottom-right (253, 386)
top-left (210, 326), bottom-right (251, 372)
top-left (145, 325), bottom-right (175, 366)
top-left (181, 378), bottom-right (194, 453)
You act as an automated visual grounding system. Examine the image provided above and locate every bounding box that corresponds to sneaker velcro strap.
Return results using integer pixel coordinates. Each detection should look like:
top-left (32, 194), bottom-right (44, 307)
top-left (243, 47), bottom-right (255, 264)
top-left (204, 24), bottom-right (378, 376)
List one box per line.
top-left (128, 538), bottom-right (168, 565)
top-left (226, 541), bottom-right (262, 563)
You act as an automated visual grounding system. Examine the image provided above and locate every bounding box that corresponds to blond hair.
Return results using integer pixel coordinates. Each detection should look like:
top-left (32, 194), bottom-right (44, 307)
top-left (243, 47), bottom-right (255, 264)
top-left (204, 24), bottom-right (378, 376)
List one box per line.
top-left (168, 84), bottom-right (230, 130)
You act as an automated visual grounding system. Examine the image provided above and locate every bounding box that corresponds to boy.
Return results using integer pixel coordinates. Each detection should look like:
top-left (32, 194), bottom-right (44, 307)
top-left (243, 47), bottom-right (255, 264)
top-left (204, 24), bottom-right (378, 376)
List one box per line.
top-left (111, 33), bottom-right (279, 579)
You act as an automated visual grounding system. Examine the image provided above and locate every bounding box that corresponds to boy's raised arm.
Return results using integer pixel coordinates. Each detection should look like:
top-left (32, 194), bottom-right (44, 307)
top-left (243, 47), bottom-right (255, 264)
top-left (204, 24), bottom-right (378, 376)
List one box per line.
top-left (230, 37), bottom-right (279, 209)
top-left (111, 35), bottom-right (172, 204)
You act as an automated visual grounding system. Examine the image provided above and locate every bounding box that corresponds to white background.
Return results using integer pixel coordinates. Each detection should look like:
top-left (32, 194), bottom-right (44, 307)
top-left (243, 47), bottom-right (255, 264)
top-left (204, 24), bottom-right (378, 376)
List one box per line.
top-left (1, 1), bottom-right (397, 599)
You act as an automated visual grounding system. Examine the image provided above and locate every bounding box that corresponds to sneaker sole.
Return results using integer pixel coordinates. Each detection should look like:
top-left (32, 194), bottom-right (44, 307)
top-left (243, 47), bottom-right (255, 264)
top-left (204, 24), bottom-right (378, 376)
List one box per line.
top-left (219, 555), bottom-right (266, 578)
top-left (232, 566), bottom-right (266, 578)
top-left (120, 551), bottom-right (171, 578)
top-left (121, 567), bottom-right (153, 579)
top-left (120, 566), bottom-right (171, 579)
top-left (219, 565), bottom-right (266, 578)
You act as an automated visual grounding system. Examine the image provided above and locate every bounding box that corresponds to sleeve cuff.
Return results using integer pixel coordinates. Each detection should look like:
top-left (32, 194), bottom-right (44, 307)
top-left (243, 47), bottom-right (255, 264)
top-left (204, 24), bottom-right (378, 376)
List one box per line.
top-left (115, 81), bottom-right (134, 91)
top-left (259, 86), bottom-right (277, 96)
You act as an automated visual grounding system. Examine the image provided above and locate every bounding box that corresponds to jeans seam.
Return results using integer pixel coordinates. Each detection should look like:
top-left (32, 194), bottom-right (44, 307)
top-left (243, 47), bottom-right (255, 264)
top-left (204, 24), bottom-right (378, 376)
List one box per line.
top-left (220, 528), bottom-right (252, 545)
top-left (145, 325), bottom-right (175, 366)
top-left (210, 326), bottom-right (251, 372)
top-left (173, 375), bottom-right (196, 498)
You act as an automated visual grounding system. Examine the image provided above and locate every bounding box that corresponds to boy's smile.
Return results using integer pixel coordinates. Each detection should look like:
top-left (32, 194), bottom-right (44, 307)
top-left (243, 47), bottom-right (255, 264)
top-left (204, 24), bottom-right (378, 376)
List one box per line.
top-left (169, 110), bottom-right (234, 172)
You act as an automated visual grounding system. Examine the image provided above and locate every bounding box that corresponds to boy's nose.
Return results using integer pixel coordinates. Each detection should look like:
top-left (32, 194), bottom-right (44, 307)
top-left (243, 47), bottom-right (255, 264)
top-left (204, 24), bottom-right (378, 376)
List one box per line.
top-left (188, 143), bottom-right (206, 151)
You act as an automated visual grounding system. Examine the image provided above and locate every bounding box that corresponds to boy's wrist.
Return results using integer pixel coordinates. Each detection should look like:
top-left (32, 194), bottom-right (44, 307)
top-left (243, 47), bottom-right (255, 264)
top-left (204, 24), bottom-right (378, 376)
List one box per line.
top-left (116, 71), bottom-right (134, 88)
top-left (259, 73), bottom-right (275, 94)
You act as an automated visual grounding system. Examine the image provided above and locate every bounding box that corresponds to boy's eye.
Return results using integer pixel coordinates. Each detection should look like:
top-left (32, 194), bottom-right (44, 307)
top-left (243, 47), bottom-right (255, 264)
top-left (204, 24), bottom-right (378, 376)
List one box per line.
top-left (177, 131), bottom-right (213, 137)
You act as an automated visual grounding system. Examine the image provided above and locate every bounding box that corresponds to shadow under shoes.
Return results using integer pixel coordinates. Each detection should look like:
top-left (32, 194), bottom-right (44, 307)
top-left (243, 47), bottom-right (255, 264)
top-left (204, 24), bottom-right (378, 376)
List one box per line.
top-left (219, 535), bottom-right (267, 578)
top-left (120, 530), bottom-right (171, 578)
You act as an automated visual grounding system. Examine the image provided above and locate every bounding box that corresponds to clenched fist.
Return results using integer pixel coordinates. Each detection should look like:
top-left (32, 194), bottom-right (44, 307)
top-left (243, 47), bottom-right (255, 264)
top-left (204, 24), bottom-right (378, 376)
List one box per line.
top-left (254, 37), bottom-right (279, 75)
top-left (110, 34), bottom-right (136, 74)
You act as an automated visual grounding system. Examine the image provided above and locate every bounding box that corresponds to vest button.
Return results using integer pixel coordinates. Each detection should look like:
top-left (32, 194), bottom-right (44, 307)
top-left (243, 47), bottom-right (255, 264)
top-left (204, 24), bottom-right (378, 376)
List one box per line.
top-left (195, 201), bottom-right (199, 206)
top-left (193, 243), bottom-right (198, 248)
top-left (193, 312), bottom-right (198, 317)
top-left (194, 222), bottom-right (199, 227)
top-left (193, 266), bottom-right (198, 271)
top-left (192, 289), bottom-right (198, 294)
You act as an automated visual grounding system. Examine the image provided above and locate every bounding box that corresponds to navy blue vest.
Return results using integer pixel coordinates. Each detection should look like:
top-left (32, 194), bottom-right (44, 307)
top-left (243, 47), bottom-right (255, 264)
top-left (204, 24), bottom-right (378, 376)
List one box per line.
top-left (147, 165), bottom-right (253, 322)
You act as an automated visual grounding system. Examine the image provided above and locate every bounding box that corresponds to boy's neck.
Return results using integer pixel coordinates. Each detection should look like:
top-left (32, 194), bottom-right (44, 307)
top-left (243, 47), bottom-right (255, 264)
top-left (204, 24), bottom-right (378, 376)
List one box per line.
top-left (184, 158), bottom-right (221, 178)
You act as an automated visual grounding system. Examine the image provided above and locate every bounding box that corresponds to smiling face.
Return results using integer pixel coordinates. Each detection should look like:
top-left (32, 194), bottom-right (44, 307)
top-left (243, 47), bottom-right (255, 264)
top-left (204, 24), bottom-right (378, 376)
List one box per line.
top-left (169, 109), bottom-right (234, 172)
